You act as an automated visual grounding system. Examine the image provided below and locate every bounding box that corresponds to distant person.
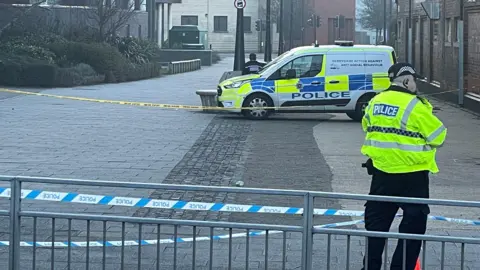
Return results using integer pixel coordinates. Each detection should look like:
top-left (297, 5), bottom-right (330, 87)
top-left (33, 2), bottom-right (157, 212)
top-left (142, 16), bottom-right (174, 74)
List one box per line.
top-left (243, 53), bottom-right (266, 75)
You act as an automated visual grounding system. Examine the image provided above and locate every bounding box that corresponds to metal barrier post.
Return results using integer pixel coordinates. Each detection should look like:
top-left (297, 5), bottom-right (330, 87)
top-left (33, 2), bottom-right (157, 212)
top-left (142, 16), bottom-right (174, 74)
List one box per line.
top-left (8, 178), bottom-right (21, 270)
top-left (301, 193), bottom-right (314, 270)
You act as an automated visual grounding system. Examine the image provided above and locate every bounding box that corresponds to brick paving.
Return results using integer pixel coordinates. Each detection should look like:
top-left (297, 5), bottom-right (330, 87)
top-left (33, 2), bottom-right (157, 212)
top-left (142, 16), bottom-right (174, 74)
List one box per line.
top-left (0, 55), bottom-right (478, 269)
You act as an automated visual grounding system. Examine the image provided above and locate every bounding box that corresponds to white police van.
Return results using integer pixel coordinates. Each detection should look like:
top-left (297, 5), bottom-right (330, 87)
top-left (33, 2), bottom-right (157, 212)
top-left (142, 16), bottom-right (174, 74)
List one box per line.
top-left (217, 41), bottom-right (397, 120)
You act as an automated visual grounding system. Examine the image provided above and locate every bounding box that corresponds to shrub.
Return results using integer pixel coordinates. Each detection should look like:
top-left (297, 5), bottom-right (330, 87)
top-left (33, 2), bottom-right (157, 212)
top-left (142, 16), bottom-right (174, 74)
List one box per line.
top-left (54, 63), bottom-right (105, 87)
top-left (0, 52), bottom-right (105, 87)
top-left (0, 53), bottom-right (51, 86)
top-left (22, 63), bottom-right (57, 87)
top-left (212, 51), bottom-right (221, 64)
top-left (107, 36), bottom-right (160, 64)
top-left (0, 59), bottom-right (23, 86)
top-left (0, 42), bottom-right (56, 63)
top-left (0, 58), bottom-right (56, 87)
top-left (2, 33), bottom-right (68, 47)
top-left (48, 41), bottom-right (130, 83)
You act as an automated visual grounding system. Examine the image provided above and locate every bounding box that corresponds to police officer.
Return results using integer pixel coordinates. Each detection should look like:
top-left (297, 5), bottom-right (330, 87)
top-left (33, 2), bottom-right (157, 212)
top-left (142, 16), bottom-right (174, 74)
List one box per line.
top-left (360, 63), bottom-right (447, 270)
top-left (242, 53), bottom-right (266, 75)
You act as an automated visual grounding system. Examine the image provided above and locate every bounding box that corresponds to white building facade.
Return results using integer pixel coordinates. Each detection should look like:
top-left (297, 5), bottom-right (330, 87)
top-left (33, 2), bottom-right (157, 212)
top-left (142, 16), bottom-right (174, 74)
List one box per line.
top-left (167, 0), bottom-right (279, 53)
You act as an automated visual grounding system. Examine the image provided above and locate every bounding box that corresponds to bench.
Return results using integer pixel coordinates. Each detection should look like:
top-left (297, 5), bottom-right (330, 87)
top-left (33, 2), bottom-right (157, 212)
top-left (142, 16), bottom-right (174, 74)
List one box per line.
top-left (195, 90), bottom-right (218, 112)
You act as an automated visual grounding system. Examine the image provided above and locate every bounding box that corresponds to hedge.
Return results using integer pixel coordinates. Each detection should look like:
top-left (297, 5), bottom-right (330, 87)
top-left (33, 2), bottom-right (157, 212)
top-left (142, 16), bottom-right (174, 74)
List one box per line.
top-left (0, 38), bottom-right (162, 87)
top-left (0, 56), bottom-right (105, 87)
top-left (54, 64), bottom-right (105, 87)
top-left (48, 41), bottom-right (129, 83)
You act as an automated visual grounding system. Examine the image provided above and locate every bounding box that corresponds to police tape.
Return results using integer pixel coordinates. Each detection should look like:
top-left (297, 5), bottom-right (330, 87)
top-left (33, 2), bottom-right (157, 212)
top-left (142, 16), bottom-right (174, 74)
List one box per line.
top-left (0, 219), bottom-right (365, 247)
top-left (1, 187), bottom-right (479, 226)
top-left (0, 88), bottom-right (458, 111)
top-left (0, 187), bottom-right (366, 217)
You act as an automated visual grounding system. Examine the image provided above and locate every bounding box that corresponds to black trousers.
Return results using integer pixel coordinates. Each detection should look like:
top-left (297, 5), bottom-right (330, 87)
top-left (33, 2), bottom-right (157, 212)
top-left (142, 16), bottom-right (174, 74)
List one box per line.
top-left (361, 168), bottom-right (430, 270)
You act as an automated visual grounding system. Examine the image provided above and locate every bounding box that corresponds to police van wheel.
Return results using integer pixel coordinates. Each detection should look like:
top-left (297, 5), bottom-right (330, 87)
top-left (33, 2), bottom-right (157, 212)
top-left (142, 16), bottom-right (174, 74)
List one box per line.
top-left (242, 94), bottom-right (273, 120)
top-left (348, 95), bottom-right (372, 122)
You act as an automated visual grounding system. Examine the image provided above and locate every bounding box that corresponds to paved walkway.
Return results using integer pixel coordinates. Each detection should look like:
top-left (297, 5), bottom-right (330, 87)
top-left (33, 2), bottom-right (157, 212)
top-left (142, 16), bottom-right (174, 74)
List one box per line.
top-left (0, 55), bottom-right (479, 269)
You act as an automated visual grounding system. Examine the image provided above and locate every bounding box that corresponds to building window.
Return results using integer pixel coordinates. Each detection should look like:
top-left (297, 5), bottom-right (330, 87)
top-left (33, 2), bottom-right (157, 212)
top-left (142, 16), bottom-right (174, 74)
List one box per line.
top-left (181, 16), bottom-right (198, 26)
top-left (243, 16), bottom-right (252, 32)
top-left (454, 17), bottom-right (460, 42)
top-left (397, 21), bottom-right (402, 41)
top-left (433, 21), bottom-right (439, 41)
top-left (445, 18), bottom-right (452, 42)
top-left (214, 16), bottom-right (228, 32)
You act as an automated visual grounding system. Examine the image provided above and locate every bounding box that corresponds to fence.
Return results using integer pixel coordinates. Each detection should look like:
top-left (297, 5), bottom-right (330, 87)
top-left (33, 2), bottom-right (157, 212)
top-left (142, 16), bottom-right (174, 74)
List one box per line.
top-left (0, 175), bottom-right (479, 269)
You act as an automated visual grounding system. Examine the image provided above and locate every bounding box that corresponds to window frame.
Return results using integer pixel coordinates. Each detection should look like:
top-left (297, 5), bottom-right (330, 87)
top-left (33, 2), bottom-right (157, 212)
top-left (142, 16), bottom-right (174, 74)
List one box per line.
top-left (180, 15), bottom-right (199, 26)
top-left (445, 18), bottom-right (452, 43)
top-left (243, 16), bottom-right (252, 32)
top-left (454, 17), bottom-right (460, 43)
top-left (213, 16), bottom-right (228, 32)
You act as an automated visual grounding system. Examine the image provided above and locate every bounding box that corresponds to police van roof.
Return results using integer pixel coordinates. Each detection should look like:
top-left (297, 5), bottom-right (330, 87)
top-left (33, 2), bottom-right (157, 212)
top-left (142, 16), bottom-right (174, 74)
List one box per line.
top-left (291, 44), bottom-right (394, 53)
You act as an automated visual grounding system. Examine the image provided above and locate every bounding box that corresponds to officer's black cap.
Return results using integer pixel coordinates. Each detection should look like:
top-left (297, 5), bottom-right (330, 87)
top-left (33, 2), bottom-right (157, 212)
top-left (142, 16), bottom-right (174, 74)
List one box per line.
top-left (387, 62), bottom-right (425, 81)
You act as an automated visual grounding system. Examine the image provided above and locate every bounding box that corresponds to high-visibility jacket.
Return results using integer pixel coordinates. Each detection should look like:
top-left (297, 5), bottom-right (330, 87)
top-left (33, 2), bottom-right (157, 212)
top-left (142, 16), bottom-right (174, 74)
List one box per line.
top-left (361, 85), bottom-right (447, 174)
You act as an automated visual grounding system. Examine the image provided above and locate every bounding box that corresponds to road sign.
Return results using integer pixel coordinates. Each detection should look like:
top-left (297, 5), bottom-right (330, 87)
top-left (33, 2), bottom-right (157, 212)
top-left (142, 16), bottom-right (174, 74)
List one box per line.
top-left (234, 0), bottom-right (246, 9)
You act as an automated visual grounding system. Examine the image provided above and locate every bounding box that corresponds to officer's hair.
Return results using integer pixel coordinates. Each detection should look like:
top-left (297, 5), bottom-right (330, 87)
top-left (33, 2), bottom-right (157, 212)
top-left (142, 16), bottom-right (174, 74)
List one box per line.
top-left (392, 75), bottom-right (414, 86)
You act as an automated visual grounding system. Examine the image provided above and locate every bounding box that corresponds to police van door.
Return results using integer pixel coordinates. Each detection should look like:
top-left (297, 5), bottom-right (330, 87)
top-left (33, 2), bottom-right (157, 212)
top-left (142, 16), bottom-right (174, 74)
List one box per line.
top-left (324, 50), bottom-right (367, 111)
top-left (267, 54), bottom-right (325, 111)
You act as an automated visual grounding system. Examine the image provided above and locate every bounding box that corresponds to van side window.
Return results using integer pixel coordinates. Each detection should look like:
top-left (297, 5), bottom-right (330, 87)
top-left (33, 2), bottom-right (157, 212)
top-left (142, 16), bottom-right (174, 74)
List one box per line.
top-left (325, 53), bottom-right (366, 76)
top-left (269, 55), bottom-right (323, 80)
top-left (363, 52), bottom-right (391, 74)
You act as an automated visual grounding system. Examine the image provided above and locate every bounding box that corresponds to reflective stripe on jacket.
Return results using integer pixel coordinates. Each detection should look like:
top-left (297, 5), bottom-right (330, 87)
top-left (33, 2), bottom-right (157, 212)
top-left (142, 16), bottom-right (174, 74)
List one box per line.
top-left (361, 85), bottom-right (447, 174)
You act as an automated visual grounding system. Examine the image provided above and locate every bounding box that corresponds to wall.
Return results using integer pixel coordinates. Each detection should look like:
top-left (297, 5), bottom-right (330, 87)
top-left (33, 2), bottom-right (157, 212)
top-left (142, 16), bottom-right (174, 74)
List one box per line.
top-left (168, 0), bottom-right (279, 53)
top-left (396, 0), bottom-right (459, 90)
top-left (465, 3), bottom-right (480, 95)
top-left (396, 0), bottom-right (480, 106)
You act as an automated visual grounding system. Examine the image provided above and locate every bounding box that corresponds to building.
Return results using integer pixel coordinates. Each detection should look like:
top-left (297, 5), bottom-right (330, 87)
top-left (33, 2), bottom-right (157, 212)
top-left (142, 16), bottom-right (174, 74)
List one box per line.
top-left (298, 0), bottom-right (356, 45)
top-left (395, 0), bottom-right (480, 108)
top-left (356, 31), bottom-right (371, 44)
top-left (167, 0), bottom-right (280, 53)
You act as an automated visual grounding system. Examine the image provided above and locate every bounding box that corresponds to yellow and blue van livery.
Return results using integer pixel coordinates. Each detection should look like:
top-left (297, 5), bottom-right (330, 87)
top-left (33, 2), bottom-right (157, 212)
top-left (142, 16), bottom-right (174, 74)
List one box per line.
top-left (217, 41), bottom-right (396, 120)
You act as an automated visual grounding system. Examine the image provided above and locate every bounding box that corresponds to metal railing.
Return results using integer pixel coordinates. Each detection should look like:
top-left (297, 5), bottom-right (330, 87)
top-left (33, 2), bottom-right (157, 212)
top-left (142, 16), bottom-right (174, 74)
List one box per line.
top-left (0, 175), bottom-right (479, 269)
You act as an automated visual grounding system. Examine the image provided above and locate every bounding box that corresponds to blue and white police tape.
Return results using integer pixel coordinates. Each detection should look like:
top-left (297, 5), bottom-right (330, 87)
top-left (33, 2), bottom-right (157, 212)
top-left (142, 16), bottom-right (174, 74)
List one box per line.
top-left (0, 188), bottom-right (480, 226)
top-left (0, 187), bottom-right (366, 217)
top-left (0, 219), bottom-right (365, 247)
top-left (0, 188), bottom-right (478, 226)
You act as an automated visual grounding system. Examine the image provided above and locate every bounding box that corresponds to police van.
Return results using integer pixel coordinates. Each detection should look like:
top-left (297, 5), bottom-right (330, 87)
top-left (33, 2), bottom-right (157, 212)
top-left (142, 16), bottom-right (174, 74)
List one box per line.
top-left (216, 41), bottom-right (396, 121)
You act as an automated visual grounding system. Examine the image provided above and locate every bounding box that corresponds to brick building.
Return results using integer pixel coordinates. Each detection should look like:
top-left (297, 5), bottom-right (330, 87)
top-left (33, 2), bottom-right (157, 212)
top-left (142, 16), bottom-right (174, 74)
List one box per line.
top-left (306, 0), bottom-right (356, 45)
top-left (280, 0), bottom-right (355, 49)
top-left (395, 0), bottom-right (480, 105)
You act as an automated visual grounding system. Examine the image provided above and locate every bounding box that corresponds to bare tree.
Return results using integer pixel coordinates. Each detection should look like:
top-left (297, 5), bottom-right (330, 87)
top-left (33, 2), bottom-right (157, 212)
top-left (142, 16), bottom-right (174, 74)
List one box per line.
top-left (86, 0), bottom-right (144, 41)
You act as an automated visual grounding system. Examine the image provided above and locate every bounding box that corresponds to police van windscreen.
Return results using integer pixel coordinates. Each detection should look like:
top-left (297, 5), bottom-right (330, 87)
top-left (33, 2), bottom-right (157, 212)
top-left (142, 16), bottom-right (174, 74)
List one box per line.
top-left (259, 50), bottom-right (292, 74)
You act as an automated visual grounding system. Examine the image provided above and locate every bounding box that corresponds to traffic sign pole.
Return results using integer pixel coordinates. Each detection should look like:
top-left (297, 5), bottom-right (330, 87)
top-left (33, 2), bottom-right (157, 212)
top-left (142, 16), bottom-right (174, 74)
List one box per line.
top-left (233, 0), bottom-right (246, 71)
